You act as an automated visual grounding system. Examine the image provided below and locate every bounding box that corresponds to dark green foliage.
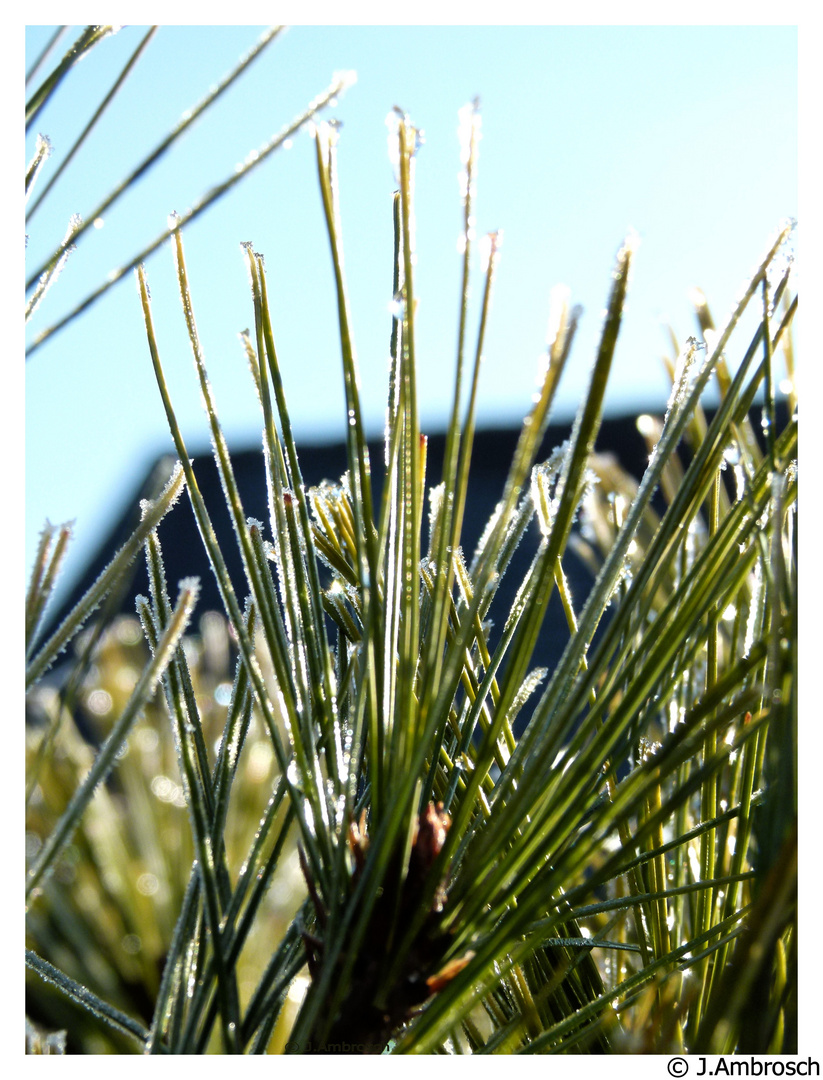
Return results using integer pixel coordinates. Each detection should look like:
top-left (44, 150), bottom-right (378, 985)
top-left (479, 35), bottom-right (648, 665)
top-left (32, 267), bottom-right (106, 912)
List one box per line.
top-left (25, 29), bottom-right (797, 1055)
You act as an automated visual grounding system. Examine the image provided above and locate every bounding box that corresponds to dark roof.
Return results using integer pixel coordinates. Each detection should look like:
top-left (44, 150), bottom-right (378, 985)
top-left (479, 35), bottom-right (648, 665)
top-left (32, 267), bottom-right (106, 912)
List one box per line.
top-left (37, 415), bottom-right (653, 678)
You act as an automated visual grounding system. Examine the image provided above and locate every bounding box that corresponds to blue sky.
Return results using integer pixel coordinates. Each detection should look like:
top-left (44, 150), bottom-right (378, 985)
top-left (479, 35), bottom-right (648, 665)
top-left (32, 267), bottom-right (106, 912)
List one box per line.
top-left (25, 21), bottom-right (798, 611)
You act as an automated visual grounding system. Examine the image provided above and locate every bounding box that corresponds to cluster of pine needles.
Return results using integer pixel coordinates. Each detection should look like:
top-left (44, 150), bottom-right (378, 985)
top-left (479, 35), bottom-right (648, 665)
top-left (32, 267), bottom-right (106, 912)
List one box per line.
top-left (26, 28), bottom-right (796, 1055)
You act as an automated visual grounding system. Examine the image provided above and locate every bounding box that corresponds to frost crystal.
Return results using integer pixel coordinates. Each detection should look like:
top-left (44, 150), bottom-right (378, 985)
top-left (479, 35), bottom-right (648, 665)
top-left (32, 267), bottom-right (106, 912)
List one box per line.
top-left (456, 100), bottom-right (481, 201)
